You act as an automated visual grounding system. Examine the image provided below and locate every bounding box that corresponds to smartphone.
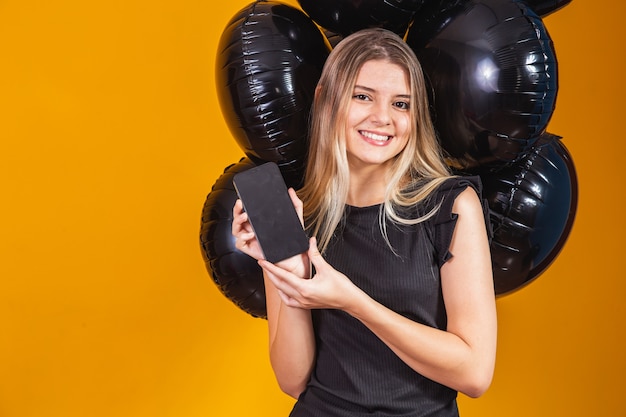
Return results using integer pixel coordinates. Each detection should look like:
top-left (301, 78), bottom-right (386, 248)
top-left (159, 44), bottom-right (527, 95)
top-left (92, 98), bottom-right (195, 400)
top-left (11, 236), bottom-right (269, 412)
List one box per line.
top-left (233, 162), bottom-right (309, 263)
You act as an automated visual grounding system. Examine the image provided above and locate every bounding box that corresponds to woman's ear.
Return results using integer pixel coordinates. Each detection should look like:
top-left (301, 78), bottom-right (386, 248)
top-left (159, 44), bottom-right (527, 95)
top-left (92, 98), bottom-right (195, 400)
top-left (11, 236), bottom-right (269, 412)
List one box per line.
top-left (315, 85), bottom-right (321, 100)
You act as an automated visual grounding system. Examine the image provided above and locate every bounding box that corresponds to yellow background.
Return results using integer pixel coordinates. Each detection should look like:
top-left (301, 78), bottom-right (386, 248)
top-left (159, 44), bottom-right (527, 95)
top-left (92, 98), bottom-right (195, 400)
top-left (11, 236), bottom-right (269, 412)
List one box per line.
top-left (1, 0), bottom-right (624, 416)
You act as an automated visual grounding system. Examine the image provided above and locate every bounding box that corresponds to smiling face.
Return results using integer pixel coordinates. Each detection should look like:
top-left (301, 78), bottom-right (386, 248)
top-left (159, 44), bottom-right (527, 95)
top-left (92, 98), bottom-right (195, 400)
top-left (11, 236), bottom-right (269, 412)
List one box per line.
top-left (345, 59), bottom-right (412, 176)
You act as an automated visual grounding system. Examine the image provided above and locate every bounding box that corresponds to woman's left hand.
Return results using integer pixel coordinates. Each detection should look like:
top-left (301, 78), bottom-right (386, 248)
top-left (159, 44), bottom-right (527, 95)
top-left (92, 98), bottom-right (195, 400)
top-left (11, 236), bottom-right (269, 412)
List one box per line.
top-left (258, 237), bottom-right (362, 310)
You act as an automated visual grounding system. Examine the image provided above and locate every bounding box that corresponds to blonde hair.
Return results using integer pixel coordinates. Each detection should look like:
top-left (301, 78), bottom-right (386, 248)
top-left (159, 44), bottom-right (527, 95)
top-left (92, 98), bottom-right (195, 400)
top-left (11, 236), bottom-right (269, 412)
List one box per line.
top-left (299, 28), bottom-right (454, 252)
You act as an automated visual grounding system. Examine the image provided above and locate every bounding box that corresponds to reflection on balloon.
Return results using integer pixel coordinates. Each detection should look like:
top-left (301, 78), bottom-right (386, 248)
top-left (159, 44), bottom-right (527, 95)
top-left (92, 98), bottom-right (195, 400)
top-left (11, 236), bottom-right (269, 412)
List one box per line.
top-left (216, 1), bottom-right (329, 188)
top-left (200, 158), bottom-right (266, 318)
top-left (298, 0), bottom-right (425, 37)
top-left (408, 0), bottom-right (558, 168)
top-left (470, 133), bottom-right (578, 295)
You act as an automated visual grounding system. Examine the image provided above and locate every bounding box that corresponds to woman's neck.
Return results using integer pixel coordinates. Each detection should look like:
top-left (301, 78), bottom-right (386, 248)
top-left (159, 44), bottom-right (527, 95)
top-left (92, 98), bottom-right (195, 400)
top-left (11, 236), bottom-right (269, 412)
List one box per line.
top-left (346, 166), bottom-right (389, 207)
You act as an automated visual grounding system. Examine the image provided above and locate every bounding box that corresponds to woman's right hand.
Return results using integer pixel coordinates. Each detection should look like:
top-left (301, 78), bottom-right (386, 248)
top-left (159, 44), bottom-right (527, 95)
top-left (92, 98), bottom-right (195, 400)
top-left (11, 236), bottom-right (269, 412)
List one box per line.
top-left (232, 197), bottom-right (265, 261)
top-left (232, 188), bottom-right (311, 279)
top-left (259, 237), bottom-right (361, 311)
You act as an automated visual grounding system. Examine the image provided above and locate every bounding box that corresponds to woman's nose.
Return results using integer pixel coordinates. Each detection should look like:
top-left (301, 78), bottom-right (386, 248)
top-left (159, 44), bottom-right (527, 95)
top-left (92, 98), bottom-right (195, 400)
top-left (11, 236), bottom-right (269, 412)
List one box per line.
top-left (370, 102), bottom-right (391, 125)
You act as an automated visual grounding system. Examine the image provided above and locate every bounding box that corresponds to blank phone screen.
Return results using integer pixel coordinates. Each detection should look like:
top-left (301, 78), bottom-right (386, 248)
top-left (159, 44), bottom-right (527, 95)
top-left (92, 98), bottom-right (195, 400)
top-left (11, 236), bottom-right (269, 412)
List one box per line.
top-left (233, 162), bottom-right (309, 263)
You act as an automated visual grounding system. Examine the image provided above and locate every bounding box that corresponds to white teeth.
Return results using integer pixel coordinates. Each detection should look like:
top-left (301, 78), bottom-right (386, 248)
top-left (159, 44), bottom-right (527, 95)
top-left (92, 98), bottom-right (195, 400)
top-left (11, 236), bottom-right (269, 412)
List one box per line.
top-left (361, 131), bottom-right (390, 141)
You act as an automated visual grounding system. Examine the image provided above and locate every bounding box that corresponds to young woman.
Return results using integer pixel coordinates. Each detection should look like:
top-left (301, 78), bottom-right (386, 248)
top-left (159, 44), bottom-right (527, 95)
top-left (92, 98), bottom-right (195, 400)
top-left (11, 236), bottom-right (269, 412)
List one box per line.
top-left (232, 28), bottom-right (497, 417)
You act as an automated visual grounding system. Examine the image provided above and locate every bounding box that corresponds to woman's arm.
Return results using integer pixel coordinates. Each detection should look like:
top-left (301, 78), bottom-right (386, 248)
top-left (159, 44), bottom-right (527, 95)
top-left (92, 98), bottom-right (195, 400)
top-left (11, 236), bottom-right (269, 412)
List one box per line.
top-left (347, 187), bottom-right (496, 396)
top-left (260, 187), bottom-right (496, 397)
top-left (232, 189), bottom-right (316, 398)
top-left (264, 269), bottom-right (316, 398)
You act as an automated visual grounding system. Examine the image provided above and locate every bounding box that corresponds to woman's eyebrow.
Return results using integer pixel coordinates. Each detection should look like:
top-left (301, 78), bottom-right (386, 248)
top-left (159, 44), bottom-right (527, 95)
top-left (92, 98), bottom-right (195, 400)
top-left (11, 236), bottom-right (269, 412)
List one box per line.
top-left (354, 85), bottom-right (410, 99)
top-left (354, 84), bottom-right (375, 92)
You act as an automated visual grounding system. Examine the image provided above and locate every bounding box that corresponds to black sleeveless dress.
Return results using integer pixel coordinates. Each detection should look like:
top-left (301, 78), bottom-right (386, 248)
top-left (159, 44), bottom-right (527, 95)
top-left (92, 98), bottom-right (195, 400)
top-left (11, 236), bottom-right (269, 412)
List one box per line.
top-left (289, 177), bottom-right (490, 417)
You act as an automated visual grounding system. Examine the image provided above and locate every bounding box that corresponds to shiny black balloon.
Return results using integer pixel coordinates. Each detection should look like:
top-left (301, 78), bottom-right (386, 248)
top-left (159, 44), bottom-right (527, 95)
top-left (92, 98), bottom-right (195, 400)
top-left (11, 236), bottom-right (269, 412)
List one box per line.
top-left (216, 1), bottom-right (330, 188)
top-left (469, 133), bottom-right (578, 295)
top-left (298, 0), bottom-right (426, 37)
top-left (206, 0), bottom-right (577, 316)
top-left (200, 158), bottom-right (266, 318)
top-left (407, 0), bottom-right (558, 168)
top-left (523, 0), bottom-right (572, 16)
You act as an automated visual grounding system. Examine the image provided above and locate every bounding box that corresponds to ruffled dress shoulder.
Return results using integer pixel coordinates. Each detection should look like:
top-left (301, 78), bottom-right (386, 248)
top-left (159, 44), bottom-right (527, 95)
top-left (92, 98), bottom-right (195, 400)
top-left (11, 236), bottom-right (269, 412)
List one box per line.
top-left (425, 176), bottom-right (492, 268)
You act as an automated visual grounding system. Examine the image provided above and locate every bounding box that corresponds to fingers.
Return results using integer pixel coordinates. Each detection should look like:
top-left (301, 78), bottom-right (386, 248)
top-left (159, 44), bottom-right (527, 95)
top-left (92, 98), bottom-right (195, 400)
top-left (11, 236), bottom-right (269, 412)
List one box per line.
top-left (231, 200), bottom-right (251, 233)
top-left (275, 288), bottom-right (294, 306)
top-left (232, 198), bottom-right (248, 222)
top-left (231, 199), bottom-right (245, 230)
top-left (259, 260), bottom-right (303, 303)
top-left (287, 188), bottom-right (304, 225)
top-left (259, 259), bottom-right (288, 280)
top-left (307, 237), bottom-right (326, 272)
top-left (232, 199), bottom-right (257, 253)
top-left (234, 233), bottom-right (255, 252)
top-left (233, 198), bottom-right (244, 215)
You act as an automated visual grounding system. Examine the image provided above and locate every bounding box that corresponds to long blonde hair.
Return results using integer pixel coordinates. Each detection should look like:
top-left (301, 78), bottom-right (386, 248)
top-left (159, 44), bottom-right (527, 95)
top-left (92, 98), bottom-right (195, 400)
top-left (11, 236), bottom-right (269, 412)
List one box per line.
top-left (299, 28), bottom-right (454, 252)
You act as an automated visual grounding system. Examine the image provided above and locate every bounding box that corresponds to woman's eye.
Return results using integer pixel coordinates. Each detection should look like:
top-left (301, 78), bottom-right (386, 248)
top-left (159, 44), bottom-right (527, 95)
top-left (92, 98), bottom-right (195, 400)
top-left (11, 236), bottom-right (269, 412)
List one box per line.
top-left (353, 93), bottom-right (370, 101)
top-left (394, 101), bottom-right (410, 110)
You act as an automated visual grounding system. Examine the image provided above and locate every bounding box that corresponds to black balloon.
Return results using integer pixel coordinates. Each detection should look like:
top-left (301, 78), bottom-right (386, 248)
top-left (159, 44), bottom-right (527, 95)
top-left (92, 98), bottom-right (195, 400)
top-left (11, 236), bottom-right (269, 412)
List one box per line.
top-left (522, 0), bottom-right (572, 16)
top-left (298, 0), bottom-right (426, 37)
top-left (200, 158), bottom-right (266, 318)
top-left (215, 1), bottom-right (330, 188)
top-left (470, 133), bottom-right (578, 295)
top-left (408, 0), bottom-right (558, 168)
top-left (205, 0), bottom-right (576, 317)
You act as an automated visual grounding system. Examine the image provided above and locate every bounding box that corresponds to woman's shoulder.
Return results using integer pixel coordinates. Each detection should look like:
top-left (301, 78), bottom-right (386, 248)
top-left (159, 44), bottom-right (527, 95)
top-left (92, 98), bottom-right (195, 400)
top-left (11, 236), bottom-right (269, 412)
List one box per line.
top-left (428, 175), bottom-right (492, 267)
top-left (436, 175), bottom-right (483, 198)
top-left (432, 175), bottom-right (487, 224)
top-left (397, 175), bottom-right (481, 217)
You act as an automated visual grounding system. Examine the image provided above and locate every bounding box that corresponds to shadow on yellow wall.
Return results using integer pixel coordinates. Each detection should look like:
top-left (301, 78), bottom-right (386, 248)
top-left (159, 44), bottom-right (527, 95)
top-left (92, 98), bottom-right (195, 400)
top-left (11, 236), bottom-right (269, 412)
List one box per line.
top-left (0, 1), bottom-right (624, 416)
